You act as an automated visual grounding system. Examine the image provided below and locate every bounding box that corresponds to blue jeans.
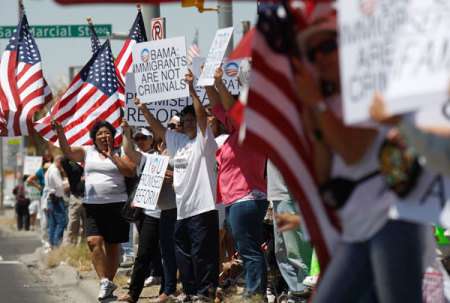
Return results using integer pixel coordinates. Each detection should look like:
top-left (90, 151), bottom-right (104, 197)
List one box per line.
top-left (273, 200), bottom-right (312, 293)
top-left (226, 199), bottom-right (269, 297)
top-left (46, 198), bottom-right (66, 247)
top-left (120, 225), bottom-right (135, 262)
top-left (312, 220), bottom-right (423, 303)
top-left (175, 210), bottom-right (219, 298)
top-left (160, 208), bottom-right (177, 295)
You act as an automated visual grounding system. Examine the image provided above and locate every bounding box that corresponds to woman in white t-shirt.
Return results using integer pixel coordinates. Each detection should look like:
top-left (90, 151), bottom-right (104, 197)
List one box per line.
top-left (53, 120), bottom-right (136, 301)
top-left (293, 4), bottom-right (424, 303)
top-left (134, 70), bottom-right (219, 302)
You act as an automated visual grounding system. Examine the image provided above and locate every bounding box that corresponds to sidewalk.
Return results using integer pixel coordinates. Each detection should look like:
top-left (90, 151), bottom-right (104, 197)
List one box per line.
top-left (0, 207), bottom-right (162, 303)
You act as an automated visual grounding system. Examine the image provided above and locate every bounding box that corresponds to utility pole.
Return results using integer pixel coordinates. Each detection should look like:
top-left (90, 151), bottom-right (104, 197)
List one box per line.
top-left (218, 1), bottom-right (234, 57)
top-left (141, 4), bottom-right (161, 40)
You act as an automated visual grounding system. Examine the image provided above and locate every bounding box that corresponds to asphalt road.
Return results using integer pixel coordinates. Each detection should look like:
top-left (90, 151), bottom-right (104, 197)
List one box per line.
top-left (0, 220), bottom-right (74, 303)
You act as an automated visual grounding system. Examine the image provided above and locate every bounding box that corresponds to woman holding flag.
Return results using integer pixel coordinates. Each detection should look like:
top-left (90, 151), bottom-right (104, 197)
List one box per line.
top-left (52, 120), bottom-right (136, 301)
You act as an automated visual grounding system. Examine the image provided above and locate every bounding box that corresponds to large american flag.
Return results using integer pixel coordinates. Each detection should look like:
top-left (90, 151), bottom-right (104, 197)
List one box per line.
top-left (34, 41), bottom-right (121, 147)
top-left (0, 14), bottom-right (52, 136)
top-left (88, 22), bottom-right (102, 54)
top-left (115, 11), bottom-right (147, 107)
top-left (240, 3), bottom-right (341, 270)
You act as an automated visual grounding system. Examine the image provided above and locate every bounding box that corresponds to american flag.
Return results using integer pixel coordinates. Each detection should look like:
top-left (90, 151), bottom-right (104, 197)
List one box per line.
top-left (88, 22), bottom-right (102, 54)
top-left (0, 14), bottom-right (52, 136)
top-left (187, 29), bottom-right (200, 66)
top-left (240, 3), bottom-right (340, 270)
top-left (115, 11), bottom-right (147, 107)
top-left (34, 41), bottom-right (121, 147)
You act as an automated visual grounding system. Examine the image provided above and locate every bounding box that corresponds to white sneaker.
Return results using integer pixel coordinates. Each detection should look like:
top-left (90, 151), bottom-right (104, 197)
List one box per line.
top-left (303, 274), bottom-right (319, 288)
top-left (98, 278), bottom-right (117, 301)
top-left (144, 275), bottom-right (162, 287)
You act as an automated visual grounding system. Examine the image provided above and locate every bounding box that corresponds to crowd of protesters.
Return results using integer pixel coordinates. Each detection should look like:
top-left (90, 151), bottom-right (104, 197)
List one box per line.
top-left (10, 2), bottom-right (450, 303)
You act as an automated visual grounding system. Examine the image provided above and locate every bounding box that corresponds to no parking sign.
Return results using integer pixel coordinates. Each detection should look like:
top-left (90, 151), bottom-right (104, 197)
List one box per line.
top-left (151, 17), bottom-right (166, 41)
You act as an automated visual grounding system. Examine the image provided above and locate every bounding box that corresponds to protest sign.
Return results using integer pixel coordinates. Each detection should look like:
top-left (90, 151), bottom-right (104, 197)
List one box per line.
top-left (132, 36), bottom-right (189, 103)
top-left (25, 183), bottom-right (41, 200)
top-left (388, 102), bottom-right (450, 227)
top-left (125, 57), bottom-right (243, 125)
top-left (133, 154), bottom-right (169, 210)
top-left (389, 171), bottom-right (450, 227)
top-left (197, 27), bottom-right (234, 87)
top-left (125, 73), bottom-right (189, 126)
top-left (192, 57), bottom-right (242, 97)
top-left (23, 156), bottom-right (43, 175)
top-left (338, 0), bottom-right (450, 125)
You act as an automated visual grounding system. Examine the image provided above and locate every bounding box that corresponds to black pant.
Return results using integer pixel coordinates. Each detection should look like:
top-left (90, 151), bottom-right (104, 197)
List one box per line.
top-left (128, 215), bottom-right (160, 301)
top-left (175, 210), bottom-right (219, 298)
top-left (16, 201), bottom-right (30, 231)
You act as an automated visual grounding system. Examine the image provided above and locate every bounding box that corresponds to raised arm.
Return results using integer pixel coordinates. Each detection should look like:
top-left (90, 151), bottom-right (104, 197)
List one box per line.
top-left (293, 59), bottom-right (377, 165)
top-left (52, 121), bottom-right (85, 163)
top-left (135, 97), bottom-right (167, 141)
top-left (214, 66), bottom-right (236, 111)
top-left (186, 69), bottom-right (207, 136)
top-left (204, 65), bottom-right (221, 108)
top-left (120, 118), bottom-right (143, 167)
top-left (26, 174), bottom-right (42, 192)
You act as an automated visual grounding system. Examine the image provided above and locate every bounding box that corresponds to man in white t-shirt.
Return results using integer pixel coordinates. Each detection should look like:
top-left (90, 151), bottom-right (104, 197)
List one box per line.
top-left (135, 70), bottom-right (219, 302)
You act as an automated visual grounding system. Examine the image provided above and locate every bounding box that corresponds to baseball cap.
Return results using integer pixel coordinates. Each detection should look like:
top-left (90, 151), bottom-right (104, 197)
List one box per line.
top-left (134, 127), bottom-right (153, 138)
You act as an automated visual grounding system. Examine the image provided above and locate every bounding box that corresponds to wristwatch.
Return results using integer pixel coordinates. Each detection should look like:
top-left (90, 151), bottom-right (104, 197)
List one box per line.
top-left (312, 100), bottom-right (328, 115)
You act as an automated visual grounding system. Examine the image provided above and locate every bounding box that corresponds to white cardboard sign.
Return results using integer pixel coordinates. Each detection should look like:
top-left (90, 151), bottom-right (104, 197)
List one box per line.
top-left (132, 36), bottom-right (189, 103)
top-left (125, 57), bottom-right (243, 126)
top-left (197, 27), bottom-right (234, 87)
top-left (338, 0), bottom-right (450, 125)
top-left (23, 156), bottom-right (43, 176)
top-left (133, 154), bottom-right (169, 210)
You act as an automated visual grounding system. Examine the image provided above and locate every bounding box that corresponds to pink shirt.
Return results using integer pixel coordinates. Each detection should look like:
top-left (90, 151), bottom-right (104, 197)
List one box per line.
top-left (213, 103), bottom-right (267, 205)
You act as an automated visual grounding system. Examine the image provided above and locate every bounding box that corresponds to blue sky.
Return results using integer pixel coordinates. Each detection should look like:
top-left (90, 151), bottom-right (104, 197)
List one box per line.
top-left (0, 0), bottom-right (258, 87)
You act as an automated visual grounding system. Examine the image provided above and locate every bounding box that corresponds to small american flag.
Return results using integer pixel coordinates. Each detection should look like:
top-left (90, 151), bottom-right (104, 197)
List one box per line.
top-left (0, 14), bottom-right (52, 136)
top-left (239, 3), bottom-right (340, 270)
top-left (115, 11), bottom-right (147, 107)
top-left (88, 22), bottom-right (102, 54)
top-left (187, 29), bottom-right (200, 66)
top-left (34, 41), bottom-right (121, 147)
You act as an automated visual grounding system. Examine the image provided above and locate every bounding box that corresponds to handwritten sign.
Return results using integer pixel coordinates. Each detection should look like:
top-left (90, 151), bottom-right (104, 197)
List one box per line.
top-left (133, 154), bottom-right (169, 210)
top-left (339, 0), bottom-right (450, 124)
top-left (197, 27), bottom-right (234, 87)
top-left (23, 156), bottom-right (43, 175)
top-left (132, 36), bottom-right (189, 103)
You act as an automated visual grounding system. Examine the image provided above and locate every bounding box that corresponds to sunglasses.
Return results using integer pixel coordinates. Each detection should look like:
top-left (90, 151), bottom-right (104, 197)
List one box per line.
top-left (307, 39), bottom-right (338, 62)
top-left (168, 123), bottom-right (180, 130)
top-left (134, 135), bottom-right (148, 142)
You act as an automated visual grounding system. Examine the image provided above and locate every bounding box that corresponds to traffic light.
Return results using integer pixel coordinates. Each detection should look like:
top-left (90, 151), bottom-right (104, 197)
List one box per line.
top-left (181, 0), bottom-right (216, 13)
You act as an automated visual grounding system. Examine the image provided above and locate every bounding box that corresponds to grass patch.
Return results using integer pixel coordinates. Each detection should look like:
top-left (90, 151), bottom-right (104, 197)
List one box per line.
top-left (43, 243), bottom-right (93, 273)
top-left (113, 274), bottom-right (130, 289)
top-left (0, 217), bottom-right (16, 229)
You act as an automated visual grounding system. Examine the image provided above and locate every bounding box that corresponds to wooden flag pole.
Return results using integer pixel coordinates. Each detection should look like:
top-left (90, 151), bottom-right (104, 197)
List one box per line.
top-left (136, 3), bottom-right (141, 12)
top-left (18, 0), bottom-right (25, 16)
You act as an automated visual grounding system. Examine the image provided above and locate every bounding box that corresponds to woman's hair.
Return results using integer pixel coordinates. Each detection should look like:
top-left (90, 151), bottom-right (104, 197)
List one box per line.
top-left (180, 105), bottom-right (196, 126)
top-left (41, 154), bottom-right (54, 166)
top-left (89, 120), bottom-right (117, 142)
